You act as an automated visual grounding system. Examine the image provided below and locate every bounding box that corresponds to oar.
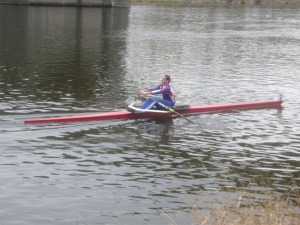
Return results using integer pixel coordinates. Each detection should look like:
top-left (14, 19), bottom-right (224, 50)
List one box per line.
top-left (125, 96), bottom-right (137, 105)
top-left (149, 97), bottom-right (194, 123)
top-left (125, 95), bottom-right (143, 106)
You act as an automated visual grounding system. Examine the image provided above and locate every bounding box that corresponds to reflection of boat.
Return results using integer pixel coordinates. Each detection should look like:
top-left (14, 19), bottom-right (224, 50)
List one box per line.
top-left (24, 99), bottom-right (283, 124)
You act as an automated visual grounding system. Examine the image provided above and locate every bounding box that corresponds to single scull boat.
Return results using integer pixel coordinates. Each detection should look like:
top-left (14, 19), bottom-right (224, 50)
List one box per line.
top-left (24, 99), bottom-right (283, 124)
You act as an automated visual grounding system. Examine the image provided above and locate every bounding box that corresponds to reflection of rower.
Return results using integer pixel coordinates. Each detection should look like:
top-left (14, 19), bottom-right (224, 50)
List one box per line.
top-left (139, 74), bottom-right (175, 111)
top-left (140, 118), bottom-right (174, 145)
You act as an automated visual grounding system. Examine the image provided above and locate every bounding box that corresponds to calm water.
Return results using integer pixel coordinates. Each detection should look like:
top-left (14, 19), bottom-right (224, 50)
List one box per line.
top-left (0, 4), bottom-right (299, 225)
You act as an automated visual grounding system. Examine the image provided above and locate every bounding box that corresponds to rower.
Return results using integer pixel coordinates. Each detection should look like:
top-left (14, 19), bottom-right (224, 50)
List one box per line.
top-left (139, 75), bottom-right (175, 111)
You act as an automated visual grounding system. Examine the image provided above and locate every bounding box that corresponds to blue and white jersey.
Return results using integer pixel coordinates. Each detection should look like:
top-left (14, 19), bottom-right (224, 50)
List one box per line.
top-left (148, 84), bottom-right (175, 104)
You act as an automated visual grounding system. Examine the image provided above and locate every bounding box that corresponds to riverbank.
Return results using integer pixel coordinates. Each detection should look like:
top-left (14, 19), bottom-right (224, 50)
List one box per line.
top-left (133, 0), bottom-right (299, 7)
top-left (193, 188), bottom-right (300, 224)
top-left (1, 0), bottom-right (299, 7)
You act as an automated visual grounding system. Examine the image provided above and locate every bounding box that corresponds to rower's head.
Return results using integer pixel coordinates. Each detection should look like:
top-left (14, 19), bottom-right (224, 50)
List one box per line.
top-left (162, 75), bottom-right (171, 84)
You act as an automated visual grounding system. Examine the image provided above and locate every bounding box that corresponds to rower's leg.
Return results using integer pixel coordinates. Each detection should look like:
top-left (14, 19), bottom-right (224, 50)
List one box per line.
top-left (141, 98), bottom-right (155, 110)
top-left (152, 98), bottom-right (174, 110)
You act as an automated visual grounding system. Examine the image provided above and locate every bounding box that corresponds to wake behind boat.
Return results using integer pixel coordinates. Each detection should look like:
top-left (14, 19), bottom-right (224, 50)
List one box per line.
top-left (24, 98), bottom-right (283, 124)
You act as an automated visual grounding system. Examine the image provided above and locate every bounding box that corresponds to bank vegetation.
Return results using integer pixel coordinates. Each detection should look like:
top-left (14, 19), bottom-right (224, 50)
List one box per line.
top-left (192, 191), bottom-right (300, 225)
top-left (162, 177), bottom-right (300, 225)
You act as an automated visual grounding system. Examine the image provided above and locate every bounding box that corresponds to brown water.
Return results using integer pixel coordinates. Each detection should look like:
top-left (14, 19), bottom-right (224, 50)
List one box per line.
top-left (0, 4), bottom-right (299, 225)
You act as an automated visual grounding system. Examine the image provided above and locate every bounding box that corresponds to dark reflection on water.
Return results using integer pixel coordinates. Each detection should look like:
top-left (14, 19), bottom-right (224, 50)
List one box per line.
top-left (0, 5), bottom-right (130, 113)
top-left (1, 4), bottom-right (300, 225)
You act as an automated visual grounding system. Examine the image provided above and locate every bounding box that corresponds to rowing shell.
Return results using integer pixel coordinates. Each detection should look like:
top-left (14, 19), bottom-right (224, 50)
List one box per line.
top-left (24, 99), bottom-right (283, 124)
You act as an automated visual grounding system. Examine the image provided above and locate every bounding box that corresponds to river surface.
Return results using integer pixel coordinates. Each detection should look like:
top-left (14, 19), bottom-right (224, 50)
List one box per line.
top-left (0, 3), bottom-right (299, 225)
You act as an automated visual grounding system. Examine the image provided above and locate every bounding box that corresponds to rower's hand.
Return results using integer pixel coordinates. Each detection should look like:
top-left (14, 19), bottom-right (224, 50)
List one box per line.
top-left (139, 90), bottom-right (150, 96)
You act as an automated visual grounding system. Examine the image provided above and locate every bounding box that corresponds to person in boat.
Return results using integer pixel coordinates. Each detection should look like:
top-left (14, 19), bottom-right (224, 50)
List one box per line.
top-left (139, 74), bottom-right (175, 110)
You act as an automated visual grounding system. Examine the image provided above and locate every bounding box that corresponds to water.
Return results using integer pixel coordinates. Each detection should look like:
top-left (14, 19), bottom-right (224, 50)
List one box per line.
top-left (0, 4), bottom-right (299, 225)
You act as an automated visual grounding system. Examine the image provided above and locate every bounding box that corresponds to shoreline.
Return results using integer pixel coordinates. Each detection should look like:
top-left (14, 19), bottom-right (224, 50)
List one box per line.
top-left (132, 0), bottom-right (300, 6)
